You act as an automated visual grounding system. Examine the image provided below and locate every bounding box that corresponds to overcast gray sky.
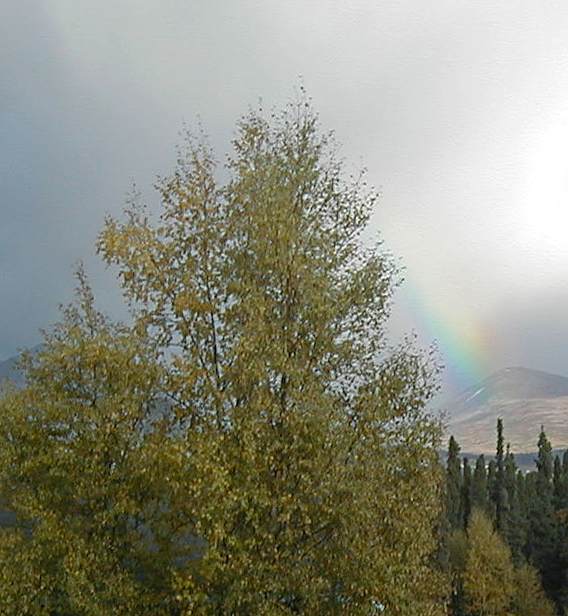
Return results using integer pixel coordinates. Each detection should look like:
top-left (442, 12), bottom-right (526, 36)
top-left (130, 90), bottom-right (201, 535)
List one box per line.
top-left (3, 1), bottom-right (568, 396)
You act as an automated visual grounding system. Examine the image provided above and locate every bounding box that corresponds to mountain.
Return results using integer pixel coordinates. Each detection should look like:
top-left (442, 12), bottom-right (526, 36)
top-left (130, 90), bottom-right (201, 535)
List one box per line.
top-left (0, 345), bottom-right (44, 389)
top-left (0, 353), bottom-right (24, 387)
top-left (446, 367), bottom-right (568, 454)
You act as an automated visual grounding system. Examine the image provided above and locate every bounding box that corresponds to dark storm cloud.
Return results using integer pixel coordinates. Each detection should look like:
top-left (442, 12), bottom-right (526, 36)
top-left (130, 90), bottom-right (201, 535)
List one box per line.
top-left (1, 1), bottom-right (180, 356)
top-left (3, 1), bottom-right (568, 397)
top-left (1, 1), bottom-right (76, 354)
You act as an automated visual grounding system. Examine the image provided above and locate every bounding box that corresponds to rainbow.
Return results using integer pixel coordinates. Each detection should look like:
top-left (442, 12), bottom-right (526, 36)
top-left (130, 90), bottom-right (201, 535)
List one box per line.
top-left (399, 279), bottom-right (491, 393)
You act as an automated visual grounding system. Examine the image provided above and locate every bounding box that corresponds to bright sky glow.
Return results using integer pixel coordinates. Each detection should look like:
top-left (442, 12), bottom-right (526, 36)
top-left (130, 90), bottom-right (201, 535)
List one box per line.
top-left (3, 1), bottom-right (568, 396)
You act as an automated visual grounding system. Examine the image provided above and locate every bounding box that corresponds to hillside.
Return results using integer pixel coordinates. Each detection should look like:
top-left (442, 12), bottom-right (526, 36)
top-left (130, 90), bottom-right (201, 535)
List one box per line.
top-left (446, 367), bottom-right (568, 453)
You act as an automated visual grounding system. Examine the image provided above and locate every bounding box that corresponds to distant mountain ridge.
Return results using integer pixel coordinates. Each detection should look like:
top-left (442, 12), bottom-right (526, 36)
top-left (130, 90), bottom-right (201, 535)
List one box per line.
top-left (0, 345), bottom-right (44, 388)
top-left (447, 366), bottom-right (568, 454)
top-left (0, 354), bottom-right (24, 387)
top-left (2, 351), bottom-right (567, 455)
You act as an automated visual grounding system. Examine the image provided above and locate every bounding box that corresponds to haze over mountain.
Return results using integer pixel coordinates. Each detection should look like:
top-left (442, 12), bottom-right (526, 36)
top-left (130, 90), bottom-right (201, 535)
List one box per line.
top-left (0, 354), bottom-right (24, 388)
top-left (0, 345), bottom-right (45, 389)
top-left (447, 366), bottom-right (568, 454)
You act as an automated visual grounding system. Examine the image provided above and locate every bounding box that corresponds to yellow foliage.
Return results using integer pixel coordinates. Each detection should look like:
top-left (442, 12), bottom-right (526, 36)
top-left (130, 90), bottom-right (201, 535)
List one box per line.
top-left (511, 563), bottom-right (556, 616)
top-left (463, 510), bottom-right (514, 616)
top-left (0, 95), bottom-right (447, 614)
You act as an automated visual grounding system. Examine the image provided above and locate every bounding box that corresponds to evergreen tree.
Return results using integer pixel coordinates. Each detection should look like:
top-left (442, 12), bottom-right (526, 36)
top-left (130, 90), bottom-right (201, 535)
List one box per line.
top-left (515, 468), bottom-right (528, 543)
top-left (529, 427), bottom-right (561, 608)
top-left (553, 452), bottom-right (568, 511)
top-left (471, 455), bottom-right (489, 515)
top-left (504, 444), bottom-right (525, 563)
top-left (553, 454), bottom-right (563, 509)
top-left (504, 444), bottom-right (517, 501)
top-left (461, 457), bottom-right (472, 529)
top-left (537, 426), bottom-right (553, 482)
top-left (552, 451), bottom-right (568, 611)
top-left (493, 418), bottom-right (508, 534)
top-left (447, 436), bottom-right (463, 530)
top-left (555, 450), bottom-right (568, 512)
top-left (447, 530), bottom-right (468, 616)
top-left (515, 468), bottom-right (525, 508)
top-left (560, 450), bottom-right (568, 510)
top-left (443, 422), bottom-right (568, 614)
top-left (486, 459), bottom-right (497, 520)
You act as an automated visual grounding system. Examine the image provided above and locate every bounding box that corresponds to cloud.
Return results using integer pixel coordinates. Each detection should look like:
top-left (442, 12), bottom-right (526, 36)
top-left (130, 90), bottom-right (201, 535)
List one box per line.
top-left (2, 1), bottom-right (568, 396)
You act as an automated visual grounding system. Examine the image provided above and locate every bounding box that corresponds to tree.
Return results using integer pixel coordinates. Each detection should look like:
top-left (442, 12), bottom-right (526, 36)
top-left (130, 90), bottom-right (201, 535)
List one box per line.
top-left (447, 436), bottom-right (463, 530)
top-left (504, 445), bottom-right (525, 563)
top-left (493, 418), bottom-right (508, 534)
top-left (511, 564), bottom-right (556, 616)
top-left (447, 530), bottom-right (468, 616)
top-left (0, 273), bottom-right (178, 615)
top-left (562, 450), bottom-right (568, 480)
top-left (486, 460), bottom-right (497, 520)
top-left (537, 426), bottom-right (554, 484)
top-left (553, 454), bottom-right (565, 510)
top-left (556, 450), bottom-right (568, 516)
top-left (0, 96), bottom-right (447, 614)
top-left (471, 455), bottom-right (489, 515)
top-left (461, 457), bottom-right (472, 529)
top-left (528, 427), bottom-right (562, 608)
top-left (463, 509), bottom-right (514, 616)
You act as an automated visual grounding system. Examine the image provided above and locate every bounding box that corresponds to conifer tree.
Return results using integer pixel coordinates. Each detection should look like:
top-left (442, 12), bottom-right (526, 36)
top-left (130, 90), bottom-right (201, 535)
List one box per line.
top-left (443, 423), bottom-right (568, 614)
top-left (486, 460), bottom-right (497, 520)
top-left (493, 418), bottom-right (508, 534)
top-left (471, 455), bottom-right (489, 516)
top-left (504, 444), bottom-right (517, 502)
top-left (552, 452), bottom-right (568, 610)
top-left (515, 468), bottom-right (526, 515)
top-left (515, 468), bottom-right (528, 549)
top-left (529, 428), bottom-right (560, 607)
top-left (537, 427), bottom-right (554, 483)
top-left (503, 444), bottom-right (525, 562)
top-left (461, 458), bottom-right (472, 529)
top-left (447, 436), bottom-right (463, 530)
top-left (555, 450), bottom-right (568, 513)
top-left (553, 454), bottom-right (564, 510)
top-left (447, 530), bottom-right (467, 616)
top-left (560, 450), bottom-right (568, 510)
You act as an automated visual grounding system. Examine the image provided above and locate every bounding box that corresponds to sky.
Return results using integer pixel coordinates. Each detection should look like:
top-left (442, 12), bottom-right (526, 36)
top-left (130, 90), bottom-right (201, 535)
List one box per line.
top-left (3, 1), bottom-right (568, 397)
